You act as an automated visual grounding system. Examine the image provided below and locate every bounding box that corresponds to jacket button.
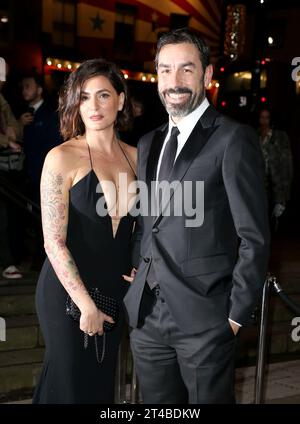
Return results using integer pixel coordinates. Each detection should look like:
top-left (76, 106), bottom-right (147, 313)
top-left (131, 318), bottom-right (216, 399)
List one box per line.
top-left (143, 257), bottom-right (150, 263)
top-left (152, 227), bottom-right (159, 233)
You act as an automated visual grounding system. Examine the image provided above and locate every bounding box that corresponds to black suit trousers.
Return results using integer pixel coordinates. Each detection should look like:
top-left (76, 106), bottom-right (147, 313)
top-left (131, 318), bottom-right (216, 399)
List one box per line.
top-left (129, 284), bottom-right (237, 404)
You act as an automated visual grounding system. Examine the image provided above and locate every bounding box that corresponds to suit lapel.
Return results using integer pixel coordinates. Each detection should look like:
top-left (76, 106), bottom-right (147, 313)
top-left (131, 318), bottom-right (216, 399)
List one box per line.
top-left (154, 105), bottom-right (220, 226)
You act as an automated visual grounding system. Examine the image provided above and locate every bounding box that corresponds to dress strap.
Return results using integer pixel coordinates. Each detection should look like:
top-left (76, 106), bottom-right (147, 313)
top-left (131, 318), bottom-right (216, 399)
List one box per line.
top-left (118, 141), bottom-right (136, 177)
top-left (86, 142), bottom-right (93, 170)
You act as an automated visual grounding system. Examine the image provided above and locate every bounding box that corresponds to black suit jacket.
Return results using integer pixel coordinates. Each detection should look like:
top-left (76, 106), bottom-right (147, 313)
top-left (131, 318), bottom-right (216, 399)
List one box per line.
top-left (124, 105), bottom-right (270, 334)
top-left (23, 102), bottom-right (62, 186)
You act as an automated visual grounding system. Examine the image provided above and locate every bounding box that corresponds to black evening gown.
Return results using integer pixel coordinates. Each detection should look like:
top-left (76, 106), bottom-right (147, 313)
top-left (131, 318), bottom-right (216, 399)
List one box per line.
top-left (33, 154), bottom-right (135, 403)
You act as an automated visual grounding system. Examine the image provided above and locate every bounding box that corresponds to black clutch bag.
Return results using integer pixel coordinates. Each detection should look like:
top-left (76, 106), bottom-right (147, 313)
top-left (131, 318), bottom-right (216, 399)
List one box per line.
top-left (66, 288), bottom-right (119, 363)
top-left (66, 288), bottom-right (118, 331)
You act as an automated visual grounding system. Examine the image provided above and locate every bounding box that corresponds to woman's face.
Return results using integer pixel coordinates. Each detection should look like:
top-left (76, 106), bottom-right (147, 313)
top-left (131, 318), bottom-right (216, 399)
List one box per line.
top-left (79, 75), bottom-right (124, 132)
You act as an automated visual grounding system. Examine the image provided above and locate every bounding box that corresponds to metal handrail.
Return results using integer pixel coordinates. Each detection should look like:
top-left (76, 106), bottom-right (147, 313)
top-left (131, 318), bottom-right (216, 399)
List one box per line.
top-left (254, 275), bottom-right (300, 404)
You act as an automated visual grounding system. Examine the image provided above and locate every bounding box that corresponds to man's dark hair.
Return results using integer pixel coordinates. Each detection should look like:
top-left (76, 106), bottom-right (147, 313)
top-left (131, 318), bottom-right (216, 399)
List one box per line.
top-left (22, 73), bottom-right (44, 90)
top-left (155, 28), bottom-right (210, 71)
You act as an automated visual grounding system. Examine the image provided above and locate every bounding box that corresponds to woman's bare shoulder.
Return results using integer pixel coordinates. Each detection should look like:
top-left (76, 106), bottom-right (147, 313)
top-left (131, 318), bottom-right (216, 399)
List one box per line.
top-left (45, 137), bottom-right (84, 171)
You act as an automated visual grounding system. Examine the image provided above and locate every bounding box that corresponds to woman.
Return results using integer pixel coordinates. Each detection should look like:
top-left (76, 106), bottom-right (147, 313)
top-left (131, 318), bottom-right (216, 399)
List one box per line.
top-left (33, 59), bottom-right (137, 403)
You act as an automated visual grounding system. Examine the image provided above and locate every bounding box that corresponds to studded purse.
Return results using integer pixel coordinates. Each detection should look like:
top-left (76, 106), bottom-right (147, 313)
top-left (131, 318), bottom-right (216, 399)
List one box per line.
top-left (66, 288), bottom-right (119, 363)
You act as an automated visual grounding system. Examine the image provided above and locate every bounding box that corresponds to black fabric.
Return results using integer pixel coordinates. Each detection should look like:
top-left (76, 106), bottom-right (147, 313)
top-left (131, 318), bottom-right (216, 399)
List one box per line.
top-left (157, 126), bottom-right (179, 183)
top-left (33, 170), bottom-right (135, 404)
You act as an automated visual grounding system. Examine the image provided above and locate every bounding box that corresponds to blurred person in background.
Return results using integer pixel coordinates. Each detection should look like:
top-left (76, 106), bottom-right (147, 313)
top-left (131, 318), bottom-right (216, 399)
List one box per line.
top-left (20, 74), bottom-right (62, 204)
top-left (0, 60), bottom-right (23, 279)
top-left (258, 107), bottom-right (293, 226)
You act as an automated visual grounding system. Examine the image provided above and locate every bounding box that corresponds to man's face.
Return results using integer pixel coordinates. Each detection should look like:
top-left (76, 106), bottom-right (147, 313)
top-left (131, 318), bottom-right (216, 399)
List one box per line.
top-left (22, 78), bottom-right (41, 102)
top-left (157, 42), bottom-right (212, 121)
top-left (259, 110), bottom-right (271, 128)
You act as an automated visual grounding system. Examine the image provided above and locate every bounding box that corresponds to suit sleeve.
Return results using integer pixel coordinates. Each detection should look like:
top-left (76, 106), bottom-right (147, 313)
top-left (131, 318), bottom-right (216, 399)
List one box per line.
top-left (222, 124), bottom-right (270, 325)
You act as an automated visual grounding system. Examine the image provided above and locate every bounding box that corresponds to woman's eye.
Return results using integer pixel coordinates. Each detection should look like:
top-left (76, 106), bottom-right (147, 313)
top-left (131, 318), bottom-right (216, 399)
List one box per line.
top-left (99, 93), bottom-right (110, 99)
top-left (80, 95), bottom-right (88, 102)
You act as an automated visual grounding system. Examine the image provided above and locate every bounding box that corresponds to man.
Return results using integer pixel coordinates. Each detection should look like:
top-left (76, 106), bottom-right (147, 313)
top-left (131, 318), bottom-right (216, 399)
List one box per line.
top-left (123, 29), bottom-right (270, 404)
top-left (20, 74), bottom-right (62, 203)
top-left (258, 107), bottom-right (293, 223)
top-left (0, 60), bottom-right (23, 279)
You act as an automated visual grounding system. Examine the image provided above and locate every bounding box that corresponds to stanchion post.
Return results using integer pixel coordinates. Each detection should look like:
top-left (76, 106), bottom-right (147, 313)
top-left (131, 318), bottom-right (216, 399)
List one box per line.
top-left (254, 276), bottom-right (271, 404)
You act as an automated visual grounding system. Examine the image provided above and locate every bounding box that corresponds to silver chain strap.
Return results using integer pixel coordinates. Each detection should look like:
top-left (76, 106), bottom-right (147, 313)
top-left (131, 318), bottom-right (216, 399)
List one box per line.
top-left (84, 333), bottom-right (106, 364)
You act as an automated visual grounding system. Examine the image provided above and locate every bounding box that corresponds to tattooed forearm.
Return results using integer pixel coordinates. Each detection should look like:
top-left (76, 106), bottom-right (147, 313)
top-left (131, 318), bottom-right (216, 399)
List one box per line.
top-left (41, 165), bottom-right (90, 304)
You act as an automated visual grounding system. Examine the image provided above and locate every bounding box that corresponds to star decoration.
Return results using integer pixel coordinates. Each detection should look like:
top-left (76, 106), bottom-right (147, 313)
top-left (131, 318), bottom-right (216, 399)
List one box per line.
top-left (90, 12), bottom-right (105, 31)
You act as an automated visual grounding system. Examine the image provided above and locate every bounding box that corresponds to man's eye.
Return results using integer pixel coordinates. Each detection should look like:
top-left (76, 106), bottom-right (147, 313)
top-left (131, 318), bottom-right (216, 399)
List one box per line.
top-left (183, 68), bottom-right (192, 73)
top-left (100, 93), bottom-right (110, 99)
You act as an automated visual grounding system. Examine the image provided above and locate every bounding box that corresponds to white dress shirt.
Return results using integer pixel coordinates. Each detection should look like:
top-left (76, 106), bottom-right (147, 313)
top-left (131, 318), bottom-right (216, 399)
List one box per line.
top-left (155, 97), bottom-right (210, 184)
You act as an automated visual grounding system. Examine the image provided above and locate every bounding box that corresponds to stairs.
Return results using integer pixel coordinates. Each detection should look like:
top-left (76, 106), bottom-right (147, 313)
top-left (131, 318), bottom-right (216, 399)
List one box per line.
top-left (0, 272), bottom-right (44, 403)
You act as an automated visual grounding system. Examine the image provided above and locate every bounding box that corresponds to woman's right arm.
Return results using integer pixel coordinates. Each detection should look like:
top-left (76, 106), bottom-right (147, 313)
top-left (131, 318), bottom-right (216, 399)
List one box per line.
top-left (40, 147), bottom-right (114, 334)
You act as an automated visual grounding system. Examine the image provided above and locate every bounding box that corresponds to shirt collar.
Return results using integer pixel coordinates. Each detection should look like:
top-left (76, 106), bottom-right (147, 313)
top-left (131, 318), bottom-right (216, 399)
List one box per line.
top-left (168, 97), bottom-right (210, 139)
top-left (31, 99), bottom-right (44, 112)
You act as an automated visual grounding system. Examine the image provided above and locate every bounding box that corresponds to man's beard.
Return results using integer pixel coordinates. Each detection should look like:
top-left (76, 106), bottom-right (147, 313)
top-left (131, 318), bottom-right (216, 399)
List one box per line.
top-left (158, 86), bottom-right (204, 118)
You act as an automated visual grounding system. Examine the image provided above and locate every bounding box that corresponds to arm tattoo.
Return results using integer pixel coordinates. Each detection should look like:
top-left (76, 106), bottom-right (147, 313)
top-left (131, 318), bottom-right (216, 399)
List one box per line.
top-left (41, 166), bottom-right (89, 298)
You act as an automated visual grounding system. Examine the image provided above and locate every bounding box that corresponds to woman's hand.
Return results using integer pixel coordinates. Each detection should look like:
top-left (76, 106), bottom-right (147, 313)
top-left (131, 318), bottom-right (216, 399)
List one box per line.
top-left (122, 267), bottom-right (137, 284)
top-left (79, 300), bottom-right (115, 336)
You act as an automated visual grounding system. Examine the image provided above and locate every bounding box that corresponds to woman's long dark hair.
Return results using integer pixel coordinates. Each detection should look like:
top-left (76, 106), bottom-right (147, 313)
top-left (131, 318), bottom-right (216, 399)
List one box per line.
top-left (59, 58), bottom-right (133, 141)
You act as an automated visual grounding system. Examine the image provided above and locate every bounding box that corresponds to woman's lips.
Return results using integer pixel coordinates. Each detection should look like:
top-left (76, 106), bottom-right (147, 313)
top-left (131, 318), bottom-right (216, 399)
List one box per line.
top-left (89, 114), bottom-right (104, 121)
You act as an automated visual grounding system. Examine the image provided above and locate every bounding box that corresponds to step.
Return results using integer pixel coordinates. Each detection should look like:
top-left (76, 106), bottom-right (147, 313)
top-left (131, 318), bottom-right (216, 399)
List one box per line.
top-left (0, 294), bottom-right (36, 317)
top-left (0, 273), bottom-right (38, 317)
top-left (0, 271), bottom-right (39, 288)
top-left (0, 362), bottom-right (42, 397)
top-left (0, 347), bottom-right (44, 367)
top-left (0, 315), bottom-right (44, 352)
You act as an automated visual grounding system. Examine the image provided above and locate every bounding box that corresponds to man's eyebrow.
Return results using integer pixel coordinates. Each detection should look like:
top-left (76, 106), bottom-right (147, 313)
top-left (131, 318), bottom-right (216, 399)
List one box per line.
top-left (157, 63), bottom-right (171, 68)
top-left (158, 61), bottom-right (196, 69)
top-left (180, 62), bottom-right (196, 68)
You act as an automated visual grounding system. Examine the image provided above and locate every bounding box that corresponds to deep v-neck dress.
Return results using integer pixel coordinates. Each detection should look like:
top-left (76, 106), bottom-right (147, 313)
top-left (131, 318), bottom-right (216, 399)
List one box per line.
top-left (33, 145), bottom-right (136, 404)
